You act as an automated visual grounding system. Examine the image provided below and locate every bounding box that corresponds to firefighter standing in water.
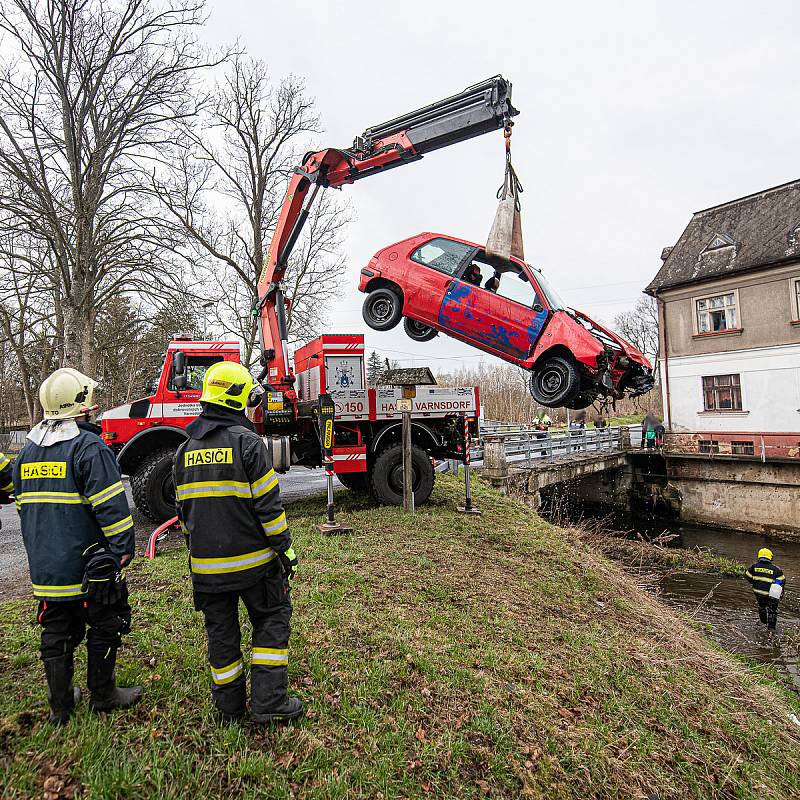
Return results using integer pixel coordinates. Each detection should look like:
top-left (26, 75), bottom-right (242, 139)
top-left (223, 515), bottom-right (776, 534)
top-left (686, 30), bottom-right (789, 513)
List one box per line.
top-left (14, 368), bottom-right (142, 724)
top-left (745, 547), bottom-right (786, 632)
top-left (173, 361), bottom-right (302, 724)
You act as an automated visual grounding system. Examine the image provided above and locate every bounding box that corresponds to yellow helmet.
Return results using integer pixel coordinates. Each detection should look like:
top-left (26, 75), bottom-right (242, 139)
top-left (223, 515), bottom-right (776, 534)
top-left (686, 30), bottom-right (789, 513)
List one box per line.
top-left (39, 368), bottom-right (98, 420)
top-left (758, 547), bottom-right (773, 561)
top-left (200, 361), bottom-right (254, 411)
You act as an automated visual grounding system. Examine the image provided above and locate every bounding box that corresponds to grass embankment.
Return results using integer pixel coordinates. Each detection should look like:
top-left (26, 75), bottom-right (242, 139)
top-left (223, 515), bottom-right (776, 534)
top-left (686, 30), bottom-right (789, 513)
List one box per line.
top-left (1, 477), bottom-right (799, 799)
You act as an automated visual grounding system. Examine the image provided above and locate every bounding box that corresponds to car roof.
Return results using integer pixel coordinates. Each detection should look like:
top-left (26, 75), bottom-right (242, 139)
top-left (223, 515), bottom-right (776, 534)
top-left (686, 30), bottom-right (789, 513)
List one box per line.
top-left (405, 232), bottom-right (544, 274)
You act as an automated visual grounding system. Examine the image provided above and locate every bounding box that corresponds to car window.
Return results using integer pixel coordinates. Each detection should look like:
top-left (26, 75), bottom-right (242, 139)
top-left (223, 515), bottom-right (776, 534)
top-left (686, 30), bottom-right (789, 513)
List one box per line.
top-left (495, 271), bottom-right (540, 307)
top-left (531, 267), bottom-right (566, 310)
top-left (168, 355), bottom-right (224, 391)
top-left (411, 238), bottom-right (474, 276)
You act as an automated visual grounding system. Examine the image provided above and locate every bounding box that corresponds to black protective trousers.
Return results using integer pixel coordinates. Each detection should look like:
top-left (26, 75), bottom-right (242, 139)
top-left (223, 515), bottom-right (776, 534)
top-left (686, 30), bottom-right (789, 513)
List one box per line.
top-left (756, 595), bottom-right (779, 630)
top-left (193, 563), bottom-right (292, 718)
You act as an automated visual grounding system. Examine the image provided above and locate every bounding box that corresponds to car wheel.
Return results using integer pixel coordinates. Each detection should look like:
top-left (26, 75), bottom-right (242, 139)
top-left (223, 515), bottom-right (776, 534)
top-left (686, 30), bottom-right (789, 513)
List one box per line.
top-left (370, 444), bottom-right (435, 507)
top-left (362, 287), bottom-right (402, 331)
top-left (403, 318), bottom-right (438, 342)
top-left (528, 356), bottom-right (581, 407)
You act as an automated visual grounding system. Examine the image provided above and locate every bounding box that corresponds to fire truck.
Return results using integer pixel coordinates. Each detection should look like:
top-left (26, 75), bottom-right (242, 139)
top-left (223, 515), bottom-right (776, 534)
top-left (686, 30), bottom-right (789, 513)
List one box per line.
top-left (101, 76), bottom-right (516, 522)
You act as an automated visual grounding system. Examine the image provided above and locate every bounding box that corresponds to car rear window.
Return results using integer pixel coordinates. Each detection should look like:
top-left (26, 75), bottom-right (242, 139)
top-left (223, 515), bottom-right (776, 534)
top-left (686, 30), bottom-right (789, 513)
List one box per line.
top-left (411, 238), bottom-right (473, 276)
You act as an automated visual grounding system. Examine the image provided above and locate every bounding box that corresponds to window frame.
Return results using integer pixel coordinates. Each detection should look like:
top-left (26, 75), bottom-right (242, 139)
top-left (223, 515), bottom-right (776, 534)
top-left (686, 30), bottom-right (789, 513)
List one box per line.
top-left (409, 237), bottom-right (475, 278)
top-left (692, 288), bottom-right (741, 335)
top-left (701, 373), bottom-right (743, 412)
top-left (790, 275), bottom-right (800, 323)
top-left (456, 250), bottom-right (549, 311)
top-left (167, 355), bottom-right (225, 392)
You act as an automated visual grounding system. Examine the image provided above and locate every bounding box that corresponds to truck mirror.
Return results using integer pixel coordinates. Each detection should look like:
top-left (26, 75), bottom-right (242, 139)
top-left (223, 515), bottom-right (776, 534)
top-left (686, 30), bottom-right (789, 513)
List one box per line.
top-left (533, 303), bottom-right (544, 313)
top-left (172, 351), bottom-right (188, 390)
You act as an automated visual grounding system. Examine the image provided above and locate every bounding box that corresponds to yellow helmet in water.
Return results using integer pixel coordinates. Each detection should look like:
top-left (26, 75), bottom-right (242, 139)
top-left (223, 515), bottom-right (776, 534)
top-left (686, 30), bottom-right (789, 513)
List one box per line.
top-left (758, 547), bottom-right (773, 561)
top-left (200, 361), bottom-right (254, 412)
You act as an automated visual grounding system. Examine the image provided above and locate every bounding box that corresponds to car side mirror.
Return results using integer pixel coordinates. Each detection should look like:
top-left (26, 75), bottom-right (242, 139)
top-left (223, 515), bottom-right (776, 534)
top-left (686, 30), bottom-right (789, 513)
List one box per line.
top-left (533, 303), bottom-right (544, 313)
top-left (172, 351), bottom-right (188, 390)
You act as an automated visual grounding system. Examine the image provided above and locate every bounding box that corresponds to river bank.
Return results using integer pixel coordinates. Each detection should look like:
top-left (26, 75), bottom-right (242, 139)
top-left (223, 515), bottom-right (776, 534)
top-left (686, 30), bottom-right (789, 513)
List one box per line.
top-left (1, 476), bottom-right (799, 798)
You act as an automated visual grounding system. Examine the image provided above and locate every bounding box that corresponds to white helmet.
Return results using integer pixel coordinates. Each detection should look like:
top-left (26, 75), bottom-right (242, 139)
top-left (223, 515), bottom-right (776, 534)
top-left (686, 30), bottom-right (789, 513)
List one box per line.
top-left (39, 368), bottom-right (99, 420)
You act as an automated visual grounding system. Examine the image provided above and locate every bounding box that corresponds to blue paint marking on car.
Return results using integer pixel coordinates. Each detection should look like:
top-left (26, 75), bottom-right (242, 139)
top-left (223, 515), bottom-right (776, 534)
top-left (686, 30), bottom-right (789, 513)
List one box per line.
top-left (527, 309), bottom-right (548, 346)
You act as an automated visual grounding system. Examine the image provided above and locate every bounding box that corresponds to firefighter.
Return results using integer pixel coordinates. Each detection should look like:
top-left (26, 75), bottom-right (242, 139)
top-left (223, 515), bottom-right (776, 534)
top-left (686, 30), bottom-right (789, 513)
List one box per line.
top-left (745, 547), bottom-right (785, 632)
top-left (14, 368), bottom-right (142, 724)
top-left (174, 361), bottom-right (303, 724)
top-left (0, 451), bottom-right (13, 503)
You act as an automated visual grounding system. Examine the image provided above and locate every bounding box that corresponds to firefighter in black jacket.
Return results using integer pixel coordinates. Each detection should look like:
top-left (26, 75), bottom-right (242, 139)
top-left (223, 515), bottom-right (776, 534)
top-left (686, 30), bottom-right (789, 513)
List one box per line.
top-left (745, 547), bottom-right (786, 632)
top-left (0, 451), bottom-right (13, 503)
top-left (14, 368), bottom-right (142, 724)
top-left (174, 361), bottom-right (303, 724)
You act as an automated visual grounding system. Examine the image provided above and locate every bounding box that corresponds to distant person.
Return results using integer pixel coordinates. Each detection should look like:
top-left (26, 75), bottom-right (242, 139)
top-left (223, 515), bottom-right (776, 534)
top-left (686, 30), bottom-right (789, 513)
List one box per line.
top-left (642, 413), bottom-right (658, 449)
top-left (654, 421), bottom-right (665, 447)
top-left (595, 417), bottom-right (607, 429)
top-left (745, 548), bottom-right (785, 633)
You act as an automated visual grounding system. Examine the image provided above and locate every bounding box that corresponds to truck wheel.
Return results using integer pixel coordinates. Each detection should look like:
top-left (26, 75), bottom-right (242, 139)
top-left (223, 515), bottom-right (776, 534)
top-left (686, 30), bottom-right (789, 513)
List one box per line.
top-left (529, 356), bottom-right (580, 407)
top-left (130, 447), bottom-right (177, 523)
top-left (403, 318), bottom-right (438, 342)
top-left (370, 444), bottom-right (435, 507)
top-left (362, 287), bottom-right (402, 331)
top-left (337, 472), bottom-right (369, 492)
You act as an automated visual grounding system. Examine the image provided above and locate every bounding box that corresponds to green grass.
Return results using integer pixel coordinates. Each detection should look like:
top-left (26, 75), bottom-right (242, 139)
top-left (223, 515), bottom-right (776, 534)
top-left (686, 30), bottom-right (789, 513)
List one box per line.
top-left (1, 476), bottom-right (798, 799)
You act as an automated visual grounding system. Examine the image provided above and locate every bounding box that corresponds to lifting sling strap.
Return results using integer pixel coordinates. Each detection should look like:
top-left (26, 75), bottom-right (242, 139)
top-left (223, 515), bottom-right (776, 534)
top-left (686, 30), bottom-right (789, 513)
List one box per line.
top-left (485, 124), bottom-right (524, 262)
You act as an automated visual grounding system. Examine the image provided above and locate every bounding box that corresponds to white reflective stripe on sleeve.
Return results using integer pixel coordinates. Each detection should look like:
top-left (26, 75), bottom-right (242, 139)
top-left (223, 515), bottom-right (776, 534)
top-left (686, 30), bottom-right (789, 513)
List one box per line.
top-left (251, 470), bottom-right (278, 499)
top-left (102, 515), bottom-right (133, 537)
top-left (261, 512), bottom-right (287, 536)
top-left (88, 481), bottom-right (125, 507)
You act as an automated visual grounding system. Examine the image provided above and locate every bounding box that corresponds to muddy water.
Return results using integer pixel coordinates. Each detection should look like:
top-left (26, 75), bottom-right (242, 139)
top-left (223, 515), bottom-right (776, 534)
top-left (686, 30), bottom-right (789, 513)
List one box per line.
top-left (563, 511), bottom-right (800, 687)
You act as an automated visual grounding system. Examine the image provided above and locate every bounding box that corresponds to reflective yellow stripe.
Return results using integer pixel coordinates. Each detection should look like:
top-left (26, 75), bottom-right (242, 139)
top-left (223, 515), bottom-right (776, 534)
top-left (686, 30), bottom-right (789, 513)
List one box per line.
top-left (753, 588), bottom-right (771, 596)
top-left (251, 470), bottom-right (278, 499)
top-left (0, 454), bottom-right (10, 469)
top-left (210, 658), bottom-right (243, 685)
top-left (176, 480), bottom-right (252, 501)
top-left (751, 575), bottom-right (775, 583)
top-left (32, 582), bottom-right (86, 598)
top-left (1, 480), bottom-right (12, 492)
top-left (17, 491), bottom-right (87, 505)
top-left (261, 512), bottom-right (287, 536)
top-left (102, 515), bottom-right (133, 537)
top-left (252, 647), bottom-right (288, 667)
top-left (190, 547), bottom-right (276, 574)
top-left (88, 481), bottom-right (124, 507)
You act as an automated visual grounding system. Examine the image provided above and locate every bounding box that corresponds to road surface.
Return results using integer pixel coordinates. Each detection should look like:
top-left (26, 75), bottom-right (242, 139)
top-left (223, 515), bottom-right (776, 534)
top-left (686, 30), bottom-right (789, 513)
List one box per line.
top-left (0, 468), bottom-right (338, 600)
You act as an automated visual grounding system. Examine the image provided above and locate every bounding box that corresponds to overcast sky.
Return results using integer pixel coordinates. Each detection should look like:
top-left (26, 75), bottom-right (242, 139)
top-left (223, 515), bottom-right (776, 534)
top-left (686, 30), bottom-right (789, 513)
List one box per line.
top-left (206, 0), bottom-right (800, 369)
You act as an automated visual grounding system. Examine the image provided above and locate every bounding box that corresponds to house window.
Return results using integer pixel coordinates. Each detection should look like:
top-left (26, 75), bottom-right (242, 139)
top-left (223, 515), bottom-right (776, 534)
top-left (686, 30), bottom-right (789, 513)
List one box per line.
top-left (794, 278), bottom-right (800, 319)
top-left (696, 292), bottom-right (738, 332)
top-left (698, 440), bottom-right (719, 454)
top-left (702, 374), bottom-right (742, 411)
top-left (731, 441), bottom-right (755, 456)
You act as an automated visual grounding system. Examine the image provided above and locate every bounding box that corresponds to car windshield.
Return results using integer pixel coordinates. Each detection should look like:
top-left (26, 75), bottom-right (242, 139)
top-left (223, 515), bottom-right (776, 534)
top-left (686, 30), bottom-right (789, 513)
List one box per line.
top-left (530, 266), bottom-right (566, 311)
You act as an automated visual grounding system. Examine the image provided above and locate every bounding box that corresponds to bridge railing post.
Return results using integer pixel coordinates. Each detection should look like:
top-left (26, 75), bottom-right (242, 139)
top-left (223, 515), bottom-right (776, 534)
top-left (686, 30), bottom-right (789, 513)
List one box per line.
top-left (483, 434), bottom-right (509, 480)
top-left (620, 426), bottom-right (631, 450)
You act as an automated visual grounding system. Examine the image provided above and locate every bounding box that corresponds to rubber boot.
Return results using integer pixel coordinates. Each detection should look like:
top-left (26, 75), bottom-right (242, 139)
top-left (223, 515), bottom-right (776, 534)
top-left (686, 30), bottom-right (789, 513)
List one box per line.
top-left (251, 666), bottom-right (303, 724)
top-left (212, 676), bottom-right (246, 725)
top-left (43, 655), bottom-right (81, 725)
top-left (88, 646), bottom-right (143, 713)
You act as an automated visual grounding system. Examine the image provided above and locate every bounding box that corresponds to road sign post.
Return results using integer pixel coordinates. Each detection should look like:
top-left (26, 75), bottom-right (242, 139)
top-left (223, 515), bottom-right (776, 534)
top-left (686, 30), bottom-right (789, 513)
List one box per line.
top-left (315, 393), bottom-right (351, 535)
top-left (458, 415), bottom-right (481, 515)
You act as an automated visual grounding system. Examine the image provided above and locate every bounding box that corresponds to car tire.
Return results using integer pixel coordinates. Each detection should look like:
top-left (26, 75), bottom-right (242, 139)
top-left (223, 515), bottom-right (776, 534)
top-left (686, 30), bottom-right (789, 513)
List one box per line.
top-left (362, 287), bottom-right (403, 331)
top-left (370, 444), bottom-right (435, 507)
top-left (403, 317), bottom-right (438, 342)
top-left (336, 472), bottom-right (369, 492)
top-left (130, 447), bottom-right (177, 523)
top-left (528, 356), bottom-right (581, 408)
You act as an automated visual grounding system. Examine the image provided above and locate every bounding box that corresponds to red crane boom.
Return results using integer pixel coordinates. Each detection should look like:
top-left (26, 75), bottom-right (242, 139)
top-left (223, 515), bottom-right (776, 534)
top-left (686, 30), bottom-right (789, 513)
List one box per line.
top-left (254, 76), bottom-right (517, 415)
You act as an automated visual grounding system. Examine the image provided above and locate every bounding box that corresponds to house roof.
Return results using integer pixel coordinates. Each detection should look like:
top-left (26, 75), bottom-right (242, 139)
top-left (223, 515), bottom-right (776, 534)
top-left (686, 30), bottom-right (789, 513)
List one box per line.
top-left (646, 179), bottom-right (800, 294)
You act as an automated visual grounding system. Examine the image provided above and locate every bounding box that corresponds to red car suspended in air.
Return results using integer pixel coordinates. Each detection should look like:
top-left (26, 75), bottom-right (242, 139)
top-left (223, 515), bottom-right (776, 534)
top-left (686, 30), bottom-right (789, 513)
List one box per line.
top-left (359, 233), bottom-right (654, 409)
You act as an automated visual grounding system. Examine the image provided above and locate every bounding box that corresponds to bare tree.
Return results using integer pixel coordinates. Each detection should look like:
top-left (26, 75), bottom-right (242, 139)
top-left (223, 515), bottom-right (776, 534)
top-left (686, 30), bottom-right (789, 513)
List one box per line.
top-left (614, 295), bottom-right (659, 368)
top-left (0, 0), bottom-right (219, 373)
top-left (154, 56), bottom-right (351, 366)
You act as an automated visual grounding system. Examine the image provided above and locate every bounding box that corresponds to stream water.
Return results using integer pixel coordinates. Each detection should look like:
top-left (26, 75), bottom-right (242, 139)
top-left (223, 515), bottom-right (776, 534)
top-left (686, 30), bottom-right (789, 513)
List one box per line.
top-left (552, 508), bottom-right (800, 688)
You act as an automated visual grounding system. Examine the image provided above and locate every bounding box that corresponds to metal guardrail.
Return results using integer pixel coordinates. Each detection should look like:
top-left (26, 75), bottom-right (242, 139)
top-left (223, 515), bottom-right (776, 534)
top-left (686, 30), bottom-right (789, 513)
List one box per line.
top-left (469, 424), bottom-right (639, 466)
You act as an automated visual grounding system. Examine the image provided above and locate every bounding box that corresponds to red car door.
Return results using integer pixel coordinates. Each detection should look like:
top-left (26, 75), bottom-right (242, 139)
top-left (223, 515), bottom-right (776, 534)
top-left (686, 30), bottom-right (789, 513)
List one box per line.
top-left (438, 259), bottom-right (549, 362)
top-left (403, 237), bottom-right (475, 325)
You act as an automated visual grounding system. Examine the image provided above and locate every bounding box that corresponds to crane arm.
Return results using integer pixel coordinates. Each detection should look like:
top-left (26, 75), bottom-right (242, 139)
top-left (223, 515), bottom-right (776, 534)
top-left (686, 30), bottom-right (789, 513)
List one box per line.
top-left (256, 75), bottom-right (518, 392)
